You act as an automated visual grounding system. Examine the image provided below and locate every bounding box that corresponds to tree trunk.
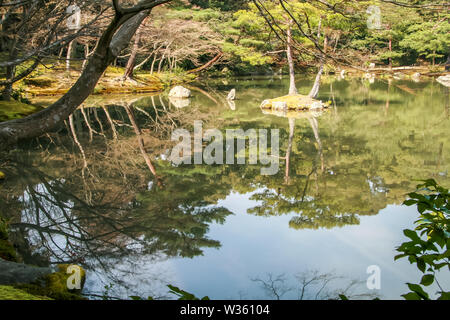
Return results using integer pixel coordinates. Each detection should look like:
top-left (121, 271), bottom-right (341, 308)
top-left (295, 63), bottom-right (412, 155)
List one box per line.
top-left (309, 17), bottom-right (328, 98)
top-left (308, 62), bottom-right (324, 98)
top-left (0, 10), bottom-right (152, 148)
top-left (158, 53), bottom-right (165, 73)
top-left (66, 39), bottom-right (76, 71)
top-left (1, 40), bottom-right (18, 101)
top-left (1, 65), bottom-right (15, 101)
top-left (287, 22), bottom-right (297, 95)
top-left (123, 16), bottom-right (148, 79)
top-left (82, 44), bottom-right (90, 71)
top-left (333, 33), bottom-right (340, 53)
top-left (308, 19), bottom-right (325, 99)
top-left (150, 53), bottom-right (158, 74)
top-left (388, 37), bottom-right (392, 69)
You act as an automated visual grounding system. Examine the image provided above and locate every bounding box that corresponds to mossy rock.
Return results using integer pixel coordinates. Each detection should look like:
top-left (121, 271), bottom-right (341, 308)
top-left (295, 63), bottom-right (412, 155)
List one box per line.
top-left (15, 264), bottom-right (87, 300)
top-left (260, 94), bottom-right (330, 111)
top-left (52, 264), bottom-right (86, 293)
top-left (0, 285), bottom-right (52, 300)
top-left (0, 100), bottom-right (42, 122)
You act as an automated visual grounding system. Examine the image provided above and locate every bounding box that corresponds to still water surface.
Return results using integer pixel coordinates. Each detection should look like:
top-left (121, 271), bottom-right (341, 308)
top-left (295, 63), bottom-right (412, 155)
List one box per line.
top-left (1, 76), bottom-right (449, 299)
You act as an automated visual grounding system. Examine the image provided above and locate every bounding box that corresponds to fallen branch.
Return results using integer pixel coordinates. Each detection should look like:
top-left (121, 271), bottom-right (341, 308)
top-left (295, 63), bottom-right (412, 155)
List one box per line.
top-left (187, 52), bottom-right (223, 74)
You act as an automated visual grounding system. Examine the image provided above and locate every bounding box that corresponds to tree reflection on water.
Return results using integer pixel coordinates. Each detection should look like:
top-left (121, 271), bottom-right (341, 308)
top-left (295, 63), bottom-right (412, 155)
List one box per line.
top-left (0, 78), bottom-right (449, 298)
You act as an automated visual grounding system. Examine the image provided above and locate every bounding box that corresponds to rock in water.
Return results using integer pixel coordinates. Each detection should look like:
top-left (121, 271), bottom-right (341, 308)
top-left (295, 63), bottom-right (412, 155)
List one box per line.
top-left (169, 86), bottom-right (191, 98)
top-left (272, 101), bottom-right (288, 111)
top-left (310, 101), bottom-right (324, 109)
top-left (260, 94), bottom-right (329, 111)
top-left (436, 75), bottom-right (450, 87)
top-left (227, 89), bottom-right (236, 100)
top-left (411, 73), bottom-right (421, 82)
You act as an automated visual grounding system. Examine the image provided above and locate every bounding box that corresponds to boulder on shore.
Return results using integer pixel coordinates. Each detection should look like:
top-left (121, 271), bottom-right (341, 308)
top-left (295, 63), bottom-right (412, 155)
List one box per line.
top-left (436, 75), bottom-right (450, 87)
top-left (168, 86), bottom-right (191, 98)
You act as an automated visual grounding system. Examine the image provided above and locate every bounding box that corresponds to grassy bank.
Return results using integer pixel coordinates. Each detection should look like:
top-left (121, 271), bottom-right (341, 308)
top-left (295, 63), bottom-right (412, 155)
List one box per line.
top-left (0, 62), bottom-right (198, 122)
top-left (0, 100), bottom-right (43, 122)
top-left (14, 62), bottom-right (197, 97)
top-left (0, 285), bottom-right (52, 300)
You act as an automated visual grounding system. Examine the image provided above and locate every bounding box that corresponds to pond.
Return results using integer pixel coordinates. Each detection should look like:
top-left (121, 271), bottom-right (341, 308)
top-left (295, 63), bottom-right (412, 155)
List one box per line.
top-left (1, 75), bottom-right (449, 300)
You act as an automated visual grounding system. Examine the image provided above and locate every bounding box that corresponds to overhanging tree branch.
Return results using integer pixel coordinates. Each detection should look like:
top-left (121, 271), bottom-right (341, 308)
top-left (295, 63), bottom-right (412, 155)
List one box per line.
top-left (0, 0), bottom-right (172, 148)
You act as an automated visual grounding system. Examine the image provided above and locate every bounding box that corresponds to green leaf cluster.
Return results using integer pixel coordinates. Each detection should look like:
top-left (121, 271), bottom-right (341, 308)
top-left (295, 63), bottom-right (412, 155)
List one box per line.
top-left (396, 179), bottom-right (450, 300)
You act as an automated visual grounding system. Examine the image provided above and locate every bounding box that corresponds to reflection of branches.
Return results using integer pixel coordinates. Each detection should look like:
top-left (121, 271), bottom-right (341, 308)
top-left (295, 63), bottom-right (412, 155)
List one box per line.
top-left (80, 106), bottom-right (98, 142)
top-left (251, 273), bottom-right (293, 300)
top-left (308, 116), bottom-right (325, 173)
top-left (253, 270), bottom-right (379, 300)
top-left (187, 85), bottom-right (219, 106)
top-left (296, 270), bottom-right (342, 300)
top-left (285, 118), bottom-right (295, 185)
top-left (102, 107), bottom-right (118, 140)
top-left (93, 108), bottom-right (106, 138)
top-left (69, 114), bottom-right (88, 175)
top-left (124, 105), bottom-right (160, 182)
top-left (3, 159), bottom-right (229, 295)
top-left (0, 90), bottom-right (229, 297)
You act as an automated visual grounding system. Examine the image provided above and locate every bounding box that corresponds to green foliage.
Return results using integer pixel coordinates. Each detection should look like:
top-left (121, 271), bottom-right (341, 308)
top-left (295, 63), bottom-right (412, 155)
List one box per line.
top-left (400, 20), bottom-right (450, 64)
top-left (130, 285), bottom-right (210, 300)
top-left (192, 8), bottom-right (222, 22)
top-left (396, 179), bottom-right (450, 300)
top-left (11, 88), bottom-right (31, 105)
top-left (0, 285), bottom-right (52, 300)
top-left (0, 216), bottom-right (17, 262)
top-left (222, 42), bottom-right (272, 66)
top-left (0, 217), bottom-right (8, 240)
top-left (168, 285), bottom-right (210, 300)
top-left (0, 100), bottom-right (41, 122)
top-left (188, 0), bottom-right (248, 12)
top-left (341, 179), bottom-right (449, 301)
